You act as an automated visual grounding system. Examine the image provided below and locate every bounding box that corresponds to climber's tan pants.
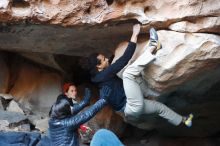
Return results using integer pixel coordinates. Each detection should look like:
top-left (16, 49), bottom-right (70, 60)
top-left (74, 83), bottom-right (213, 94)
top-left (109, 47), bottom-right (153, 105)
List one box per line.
top-left (122, 46), bottom-right (183, 126)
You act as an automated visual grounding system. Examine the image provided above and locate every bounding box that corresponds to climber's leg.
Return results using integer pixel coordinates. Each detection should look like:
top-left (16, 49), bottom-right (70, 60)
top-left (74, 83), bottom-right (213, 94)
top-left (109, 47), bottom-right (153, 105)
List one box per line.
top-left (123, 28), bottom-right (159, 119)
top-left (143, 99), bottom-right (183, 126)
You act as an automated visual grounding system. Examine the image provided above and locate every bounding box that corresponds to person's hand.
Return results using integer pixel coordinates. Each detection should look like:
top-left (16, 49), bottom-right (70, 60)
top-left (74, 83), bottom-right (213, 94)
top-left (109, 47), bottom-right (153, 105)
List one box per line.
top-left (99, 86), bottom-right (112, 101)
top-left (83, 88), bottom-right (91, 104)
top-left (130, 23), bottom-right (141, 43)
top-left (133, 24), bottom-right (141, 36)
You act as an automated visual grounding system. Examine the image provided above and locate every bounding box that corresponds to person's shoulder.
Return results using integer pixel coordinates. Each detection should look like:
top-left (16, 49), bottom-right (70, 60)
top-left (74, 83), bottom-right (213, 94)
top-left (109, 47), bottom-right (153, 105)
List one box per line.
top-left (57, 94), bottom-right (67, 102)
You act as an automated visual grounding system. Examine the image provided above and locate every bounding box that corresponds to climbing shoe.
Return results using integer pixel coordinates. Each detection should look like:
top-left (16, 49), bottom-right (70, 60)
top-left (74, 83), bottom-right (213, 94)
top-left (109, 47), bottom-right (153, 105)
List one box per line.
top-left (150, 28), bottom-right (158, 41)
top-left (184, 113), bottom-right (193, 127)
top-left (148, 28), bottom-right (162, 54)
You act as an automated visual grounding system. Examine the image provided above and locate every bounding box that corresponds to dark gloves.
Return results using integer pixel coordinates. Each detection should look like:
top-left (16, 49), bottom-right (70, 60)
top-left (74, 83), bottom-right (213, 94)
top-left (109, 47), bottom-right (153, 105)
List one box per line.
top-left (83, 88), bottom-right (91, 104)
top-left (99, 86), bottom-right (111, 101)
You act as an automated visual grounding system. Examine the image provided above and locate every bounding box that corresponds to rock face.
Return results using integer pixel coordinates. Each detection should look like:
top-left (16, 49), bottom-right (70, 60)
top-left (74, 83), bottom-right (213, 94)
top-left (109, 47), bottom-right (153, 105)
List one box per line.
top-left (0, 111), bottom-right (29, 131)
top-left (144, 30), bottom-right (220, 95)
top-left (0, 52), bottom-right (126, 135)
top-left (0, 53), bottom-right (9, 93)
top-left (169, 17), bottom-right (220, 33)
top-left (112, 31), bottom-right (220, 137)
top-left (0, 53), bottom-right (62, 116)
top-left (0, 100), bottom-right (4, 110)
top-left (0, 0), bottom-right (109, 25)
top-left (0, 0), bottom-right (220, 139)
top-left (6, 100), bottom-right (24, 114)
top-left (0, 0), bottom-right (219, 27)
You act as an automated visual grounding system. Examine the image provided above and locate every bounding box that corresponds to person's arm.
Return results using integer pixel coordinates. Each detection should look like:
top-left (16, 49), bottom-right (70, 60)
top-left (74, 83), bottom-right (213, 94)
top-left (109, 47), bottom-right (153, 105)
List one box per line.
top-left (71, 102), bottom-right (87, 115)
top-left (60, 86), bottom-right (111, 128)
top-left (130, 24), bottom-right (140, 43)
top-left (92, 24), bottom-right (141, 82)
top-left (71, 88), bottom-right (91, 115)
top-left (63, 99), bottom-right (107, 127)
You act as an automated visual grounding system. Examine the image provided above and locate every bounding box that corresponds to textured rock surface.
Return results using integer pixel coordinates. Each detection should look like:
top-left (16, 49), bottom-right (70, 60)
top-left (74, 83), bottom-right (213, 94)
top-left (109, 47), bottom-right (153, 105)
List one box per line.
top-left (0, 0), bottom-right (219, 139)
top-left (112, 32), bottom-right (220, 136)
top-left (0, 100), bottom-right (4, 111)
top-left (123, 133), bottom-right (220, 146)
top-left (0, 0), bottom-right (219, 27)
top-left (34, 118), bottom-right (49, 133)
top-left (6, 100), bottom-right (24, 114)
top-left (144, 30), bottom-right (220, 94)
top-left (8, 58), bottom-right (62, 114)
top-left (0, 0), bottom-right (109, 25)
top-left (113, 31), bottom-right (220, 95)
top-left (0, 53), bottom-right (9, 93)
top-left (0, 111), bottom-right (28, 131)
top-left (0, 53), bottom-right (126, 135)
top-left (169, 17), bottom-right (220, 33)
top-left (20, 52), bottom-right (63, 71)
top-left (0, 53), bottom-right (62, 116)
top-left (0, 94), bottom-right (13, 100)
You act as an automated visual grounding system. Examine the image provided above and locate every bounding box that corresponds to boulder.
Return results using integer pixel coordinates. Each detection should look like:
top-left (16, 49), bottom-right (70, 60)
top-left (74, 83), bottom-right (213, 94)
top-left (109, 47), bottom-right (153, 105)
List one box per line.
top-left (144, 30), bottom-right (220, 95)
top-left (0, 94), bottom-right (13, 100)
top-left (0, 95), bottom-right (12, 110)
top-left (169, 17), bottom-right (220, 34)
top-left (0, 0), bottom-right (219, 139)
top-left (0, 111), bottom-right (29, 131)
top-left (0, 0), bottom-right (9, 10)
top-left (0, 100), bottom-right (4, 111)
top-left (0, 53), bottom-right (9, 93)
top-left (6, 100), bottom-right (24, 114)
top-left (34, 118), bottom-right (49, 133)
top-left (8, 58), bottom-right (62, 116)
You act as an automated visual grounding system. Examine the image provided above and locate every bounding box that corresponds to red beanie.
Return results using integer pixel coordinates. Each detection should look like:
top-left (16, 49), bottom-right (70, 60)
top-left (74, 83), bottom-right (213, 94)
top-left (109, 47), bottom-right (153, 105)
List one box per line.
top-left (63, 83), bottom-right (74, 94)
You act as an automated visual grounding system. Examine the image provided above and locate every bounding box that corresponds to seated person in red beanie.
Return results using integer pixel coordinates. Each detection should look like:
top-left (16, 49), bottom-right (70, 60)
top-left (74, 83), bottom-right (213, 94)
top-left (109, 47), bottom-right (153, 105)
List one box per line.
top-left (57, 83), bottom-right (79, 107)
top-left (49, 85), bottom-right (111, 146)
top-left (55, 83), bottom-right (94, 143)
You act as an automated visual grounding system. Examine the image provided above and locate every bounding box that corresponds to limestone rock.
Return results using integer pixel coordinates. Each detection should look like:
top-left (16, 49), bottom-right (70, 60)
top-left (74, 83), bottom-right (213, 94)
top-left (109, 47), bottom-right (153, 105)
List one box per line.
top-left (0, 111), bottom-right (28, 131)
top-left (0, 0), bottom-right (109, 25)
top-left (0, 0), bottom-right (219, 27)
top-left (0, 53), bottom-right (9, 93)
top-left (27, 114), bottom-right (47, 132)
top-left (112, 31), bottom-right (220, 96)
top-left (111, 30), bottom-right (220, 137)
top-left (0, 95), bottom-right (12, 110)
top-left (34, 118), bottom-right (49, 133)
top-left (169, 17), bottom-right (220, 34)
top-left (20, 52), bottom-right (63, 71)
top-left (6, 100), bottom-right (24, 114)
top-left (27, 114), bottom-right (43, 125)
top-left (8, 57), bottom-right (62, 115)
top-left (0, 100), bottom-right (4, 111)
top-left (0, 0), bottom-right (219, 139)
top-left (0, 0), bottom-right (9, 10)
top-left (18, 124), bottom-right (30, 132)
top-left (123, 0), bottom-right (220, 24)
top-left (143, 30), bottom-right (220, 95)
top-left (0, 94), bottom-right (13, 100)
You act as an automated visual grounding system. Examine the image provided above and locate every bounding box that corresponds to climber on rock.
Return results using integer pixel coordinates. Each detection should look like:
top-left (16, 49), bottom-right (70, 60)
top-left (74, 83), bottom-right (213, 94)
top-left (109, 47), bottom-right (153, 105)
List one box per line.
top-left (80, 24), bottom-right (193, 127)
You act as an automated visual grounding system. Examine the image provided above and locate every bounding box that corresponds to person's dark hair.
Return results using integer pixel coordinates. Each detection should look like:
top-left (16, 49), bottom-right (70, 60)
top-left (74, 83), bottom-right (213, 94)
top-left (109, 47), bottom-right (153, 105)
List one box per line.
top-left (79, 53), bottom-right (100, 76)
top-left (49, 99), bottom-right (71, 119)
